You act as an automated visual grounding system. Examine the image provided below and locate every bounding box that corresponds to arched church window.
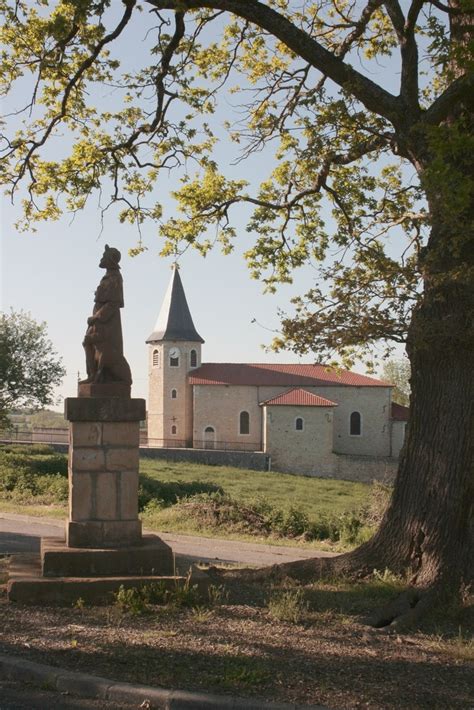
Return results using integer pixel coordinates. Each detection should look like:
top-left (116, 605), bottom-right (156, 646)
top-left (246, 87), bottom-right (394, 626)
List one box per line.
top-left (239, 411), bottom-right (250, 435)
top-left (295, 417), bottom-right (304, 431)
top-left (350, 411), bottom-right (362, 436)
top-left (190, 349), bottom-right (197, 368)
top-left (152, 349), bottom-right (160, 367)
top-left (171, 389), bottom-right (177, 399)
top-left (171, 425), bottom-right (177, 435)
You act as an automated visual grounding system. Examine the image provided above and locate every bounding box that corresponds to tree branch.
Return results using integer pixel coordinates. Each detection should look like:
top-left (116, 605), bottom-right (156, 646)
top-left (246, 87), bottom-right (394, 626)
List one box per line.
top-left (335, 0), bottom-right (385, 58)
top-left (429, 0), bottom-right (473, 14)
top-left (188, 133), bottom-right (392, 218)
top-left (10, 0), bottom-right (137, 191)
top-left (111, 9), bottom-right (186, 154)
top-left (383, 0), bottom-right (420, 112)
top-left (424, 72), bottom-right (474, 125)
top-left (147, 0), bottom-right (402, 124)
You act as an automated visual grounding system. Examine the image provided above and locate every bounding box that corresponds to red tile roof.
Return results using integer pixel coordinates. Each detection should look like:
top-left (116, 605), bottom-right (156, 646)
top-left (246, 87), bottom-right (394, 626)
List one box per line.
top-left (189, 363), bottom-right (390, 387)
top-left (261, 388), bottom-right (338, 407)
top-left (391, 402), bottom-right (410, 421)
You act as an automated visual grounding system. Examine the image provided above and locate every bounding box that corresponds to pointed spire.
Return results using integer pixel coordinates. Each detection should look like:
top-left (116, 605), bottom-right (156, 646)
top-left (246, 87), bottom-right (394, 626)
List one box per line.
top-left (146, 264), bottom-right (204, 344)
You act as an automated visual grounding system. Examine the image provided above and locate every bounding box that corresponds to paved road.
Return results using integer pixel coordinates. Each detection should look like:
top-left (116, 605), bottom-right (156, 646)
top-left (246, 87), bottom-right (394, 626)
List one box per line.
top-left (0, 512), bottom-right (336, 567)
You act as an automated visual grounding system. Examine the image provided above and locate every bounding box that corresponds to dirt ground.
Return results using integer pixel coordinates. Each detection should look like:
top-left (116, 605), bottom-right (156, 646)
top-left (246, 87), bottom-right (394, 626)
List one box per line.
top-left (0, 558), bottom-right (472, 709)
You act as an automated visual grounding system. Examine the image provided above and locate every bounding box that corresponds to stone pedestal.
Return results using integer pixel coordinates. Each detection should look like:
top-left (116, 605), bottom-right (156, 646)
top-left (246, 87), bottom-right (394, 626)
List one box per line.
top-left (65, 396), bottom-right (145, 548)
top-left (41, 536), bottom-right (173, 577)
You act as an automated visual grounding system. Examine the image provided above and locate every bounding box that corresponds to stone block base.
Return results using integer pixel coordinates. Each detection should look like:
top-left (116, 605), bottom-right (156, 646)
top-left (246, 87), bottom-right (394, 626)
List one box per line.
top-left (42, 536), bottom-right (174, 577)
top-left (7, 554), bottom-right (209, 606)
top-left (67, 520), bottom-right (142, 548)
top-left (65, 397), bottom-right (145, 422)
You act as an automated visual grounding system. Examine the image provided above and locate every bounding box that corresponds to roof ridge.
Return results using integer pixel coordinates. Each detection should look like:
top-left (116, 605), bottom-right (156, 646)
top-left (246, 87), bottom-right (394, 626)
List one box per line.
top-left (190, 362), bottom-right (389, 387)
top-left (260, 388), bottom-right (338, 407)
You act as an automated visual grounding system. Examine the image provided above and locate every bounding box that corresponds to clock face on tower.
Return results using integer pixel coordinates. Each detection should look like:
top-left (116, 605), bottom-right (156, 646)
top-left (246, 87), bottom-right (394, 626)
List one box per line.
top-left (169, 347), bottom-right (181, 359)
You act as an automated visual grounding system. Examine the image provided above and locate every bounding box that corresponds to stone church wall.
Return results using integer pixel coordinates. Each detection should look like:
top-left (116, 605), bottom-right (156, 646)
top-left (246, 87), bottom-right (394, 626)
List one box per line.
top-left (263, 404), bottom-right (336, 476)
top-left (193, 384), bottom-right (263, 450)
top-left (192, 383), bottom-right (392, 458)
top-left (310, 385), bottom-right (392, 456)
top-left (334, 454), bottom-right (398, 483)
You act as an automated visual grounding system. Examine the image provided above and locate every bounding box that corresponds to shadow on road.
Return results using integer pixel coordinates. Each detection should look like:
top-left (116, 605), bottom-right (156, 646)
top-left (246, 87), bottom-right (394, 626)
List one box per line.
top-left (0, 531), bottom-right (240, 569)
top-left (0, 531), bottom-right (42, 555)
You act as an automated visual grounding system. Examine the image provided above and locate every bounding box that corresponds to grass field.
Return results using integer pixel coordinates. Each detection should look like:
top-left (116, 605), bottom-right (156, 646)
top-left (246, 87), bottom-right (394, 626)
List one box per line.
top-left (138, 458), bottom-right (380, 547)
top-left (0, 445), bottom-right (385, 548)
top-left (140, 458), bottom-right (370, 518)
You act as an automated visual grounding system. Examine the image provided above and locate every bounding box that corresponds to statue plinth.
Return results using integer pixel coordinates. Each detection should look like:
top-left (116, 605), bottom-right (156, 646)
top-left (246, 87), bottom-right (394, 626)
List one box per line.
top-left (65, 395), bottom-right (145, 549)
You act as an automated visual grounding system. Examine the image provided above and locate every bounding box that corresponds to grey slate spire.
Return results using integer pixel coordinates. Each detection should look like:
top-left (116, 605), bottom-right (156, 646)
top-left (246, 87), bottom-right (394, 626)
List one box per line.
top-left (146, 264), bottom-right (204, 344)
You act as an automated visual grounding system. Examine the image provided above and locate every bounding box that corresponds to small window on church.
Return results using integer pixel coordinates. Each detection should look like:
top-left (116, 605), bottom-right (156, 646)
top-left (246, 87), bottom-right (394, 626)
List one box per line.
top-left (190, 349), bottom-right (197, 368)
top-left (295, 417), bottom-right (304, 431)
top-left (350, 411), bottom-right (362, 436)
top-left (171, 425), bottom-right (177, 435)
top-left (152, 349), bottom-right (160, 367)
top-left (171, 389), bottom-right (177, 399)
top-left (239, 411), bottom-right (250, 435)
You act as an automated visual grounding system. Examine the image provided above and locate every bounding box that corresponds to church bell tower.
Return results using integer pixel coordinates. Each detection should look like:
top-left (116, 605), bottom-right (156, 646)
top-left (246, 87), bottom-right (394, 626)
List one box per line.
top-left (146, 265), bottom-right (204, 447)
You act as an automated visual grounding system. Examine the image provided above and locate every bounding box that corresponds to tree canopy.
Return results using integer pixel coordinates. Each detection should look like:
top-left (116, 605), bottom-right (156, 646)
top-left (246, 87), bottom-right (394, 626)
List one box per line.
top-left (382, 358), bottom-right (411, 405)
top-left (0, 0), bottom-right (471, 365)
top-left (0, 311), bottom-right (65, 427)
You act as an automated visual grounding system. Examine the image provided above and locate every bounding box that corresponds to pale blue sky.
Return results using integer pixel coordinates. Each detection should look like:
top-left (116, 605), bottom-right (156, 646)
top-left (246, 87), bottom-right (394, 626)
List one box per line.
top-left (0, 2), bottom-right (408, 409)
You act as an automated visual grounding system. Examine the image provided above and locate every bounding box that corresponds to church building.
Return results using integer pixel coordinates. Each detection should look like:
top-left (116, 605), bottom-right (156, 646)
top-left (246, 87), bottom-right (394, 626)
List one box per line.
top-left (146, 265), bottom-right (408, 480)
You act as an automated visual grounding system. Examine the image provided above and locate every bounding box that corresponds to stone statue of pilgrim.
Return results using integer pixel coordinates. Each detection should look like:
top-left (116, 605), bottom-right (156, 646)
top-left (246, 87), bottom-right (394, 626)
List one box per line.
top-left (81, 245), bottom-right (132, 387)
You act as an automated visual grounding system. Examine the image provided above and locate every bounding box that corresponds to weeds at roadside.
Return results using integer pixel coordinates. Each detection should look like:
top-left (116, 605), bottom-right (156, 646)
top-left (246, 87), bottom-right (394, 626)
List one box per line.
top-left (114, 585), bottom-right (150, 615)
top-left (207, 584), bottom-right (229, 607)
top-left (267, 587), bottom-right (309, 625)
top-left (111, 573), bottom-right (216, 618)
top-left (147, 489), bottom-right (389, 549)
top-left (190, 605), bottom-right (214, 622)
top-left (427, 628), bottom-right (474, 662)
top-left (72, 596), bottom-right (87, 621)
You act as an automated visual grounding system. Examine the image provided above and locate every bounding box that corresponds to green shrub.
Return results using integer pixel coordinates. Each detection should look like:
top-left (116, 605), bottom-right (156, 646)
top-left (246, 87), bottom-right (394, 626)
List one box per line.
top-left (0, 445), bottom-right (68, 503)
top-left (0, 444), bottom-right (56, 456)
top-left (279, 507), bottom-right (310, 537)
top-left (337, 510), bottom-right (366, 545)
top-left (306, 515), bottom-right (334, 541)
top-left (170, 491), bottom-right (375, 545)
top-left (138, 474), bottom-right (223, 511)
top-left (29, 453), bottom-right (67, 476)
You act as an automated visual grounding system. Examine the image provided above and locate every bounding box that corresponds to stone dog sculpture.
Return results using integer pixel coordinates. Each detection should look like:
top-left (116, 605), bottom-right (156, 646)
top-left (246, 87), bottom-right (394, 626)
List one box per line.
top-left (80, 245), bottom-right (132, 390)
